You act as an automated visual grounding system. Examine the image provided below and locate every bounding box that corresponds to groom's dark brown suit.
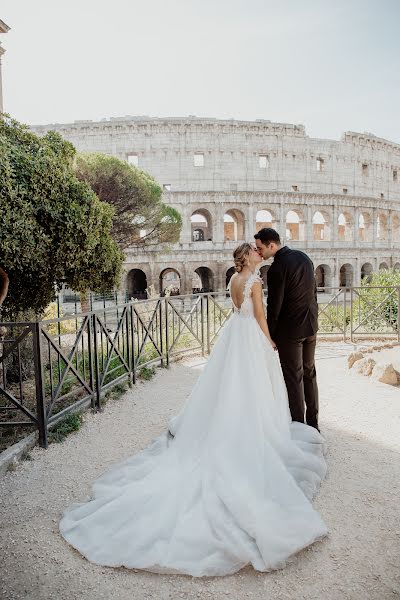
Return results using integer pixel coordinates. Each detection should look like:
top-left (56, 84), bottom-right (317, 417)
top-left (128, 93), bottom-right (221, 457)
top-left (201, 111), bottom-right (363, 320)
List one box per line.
top-left (266, 246), bottom-right (319, 430)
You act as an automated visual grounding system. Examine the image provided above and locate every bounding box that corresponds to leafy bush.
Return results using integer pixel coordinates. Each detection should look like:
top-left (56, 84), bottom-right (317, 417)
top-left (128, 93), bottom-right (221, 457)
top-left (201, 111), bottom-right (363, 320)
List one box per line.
top-left (0, 116), bottom-right (124, 320)
top-left (42, 302), bottom-right (77, 336)
top-left (48, 413), bottom-right (83, 443)
top-left (358, 269), bottom-right (400, 331)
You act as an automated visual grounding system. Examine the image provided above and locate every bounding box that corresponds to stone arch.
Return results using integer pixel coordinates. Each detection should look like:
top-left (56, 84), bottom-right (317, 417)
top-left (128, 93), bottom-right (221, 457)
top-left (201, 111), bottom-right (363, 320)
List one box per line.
top-left (339, 263), bottom-right (353, 288)
top-left (192, 266), bottom-right (214, 292)
top-left (127, 269), bottom-right (148, 299)
top-left (393, 262), bottom-right (400, 272)
top-left (338, 211), bottom-right (353, 242)
top-left (358, 212), bottom-right (373, 242)
top-left (226, 266), bottom-right (236, 288)
top-left (377, 212), bottom-right (388, 241)
top-left (224, 209), bottom-right (245, 241)
top-left (361, 263), bottom-right (373, 280)
top-left (159, 268), bottom-right (181, 295)
top-left (315, 264), bottom-right (332, 289)
top-left (286, 209), bottom-right (305, 241)
top-left (191, 208), bottom-right (213, 241)
top-left (312, 210), bottom-right (331, 241)
top-left (255, 209), bottom-right (275, 232)
top-left (379, 262), bottom-right (389, 270)
top-left (260, 265), bottom-right (270, 288)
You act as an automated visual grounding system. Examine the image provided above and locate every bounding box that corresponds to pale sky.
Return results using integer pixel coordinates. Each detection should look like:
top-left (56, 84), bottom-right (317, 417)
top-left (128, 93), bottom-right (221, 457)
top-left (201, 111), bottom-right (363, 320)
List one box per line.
top-left (2, 0), bottom-right (400, 142)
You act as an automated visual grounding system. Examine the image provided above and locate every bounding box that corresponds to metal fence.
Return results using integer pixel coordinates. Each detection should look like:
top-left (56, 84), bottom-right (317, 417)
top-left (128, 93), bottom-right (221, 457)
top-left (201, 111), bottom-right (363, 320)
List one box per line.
top-left (0, 286), bottom-right (398, 450)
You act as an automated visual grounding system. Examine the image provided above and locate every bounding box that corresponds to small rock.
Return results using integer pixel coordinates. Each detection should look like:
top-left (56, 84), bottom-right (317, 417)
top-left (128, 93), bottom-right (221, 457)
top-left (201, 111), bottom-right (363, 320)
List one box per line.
top-left (353, 357), bottom-right (376, 376)
top-left (371, 362), bottom-right (398, 385)
top-left (348, 351), bottom-right (364, 368)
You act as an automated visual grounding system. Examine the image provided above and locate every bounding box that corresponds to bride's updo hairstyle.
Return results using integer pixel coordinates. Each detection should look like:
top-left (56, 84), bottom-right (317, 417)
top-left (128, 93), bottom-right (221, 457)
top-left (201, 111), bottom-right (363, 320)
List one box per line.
top-left (233, 242), bottom-right (252, 273)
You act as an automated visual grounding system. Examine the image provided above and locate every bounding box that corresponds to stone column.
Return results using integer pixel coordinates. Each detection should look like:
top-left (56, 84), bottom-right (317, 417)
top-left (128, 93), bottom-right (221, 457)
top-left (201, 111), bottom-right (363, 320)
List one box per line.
top-left (353, 258), bottom-right (361, 287)
top-left (214, 202), bottom-right (225, 247)
top-left (180, 203), bottom-right (192, 244)
top-left (216, 261), bottom-right (226, 291)
top-left (372, 207), bottom-right (377, 245)
top-left (306, 204), bottom-right (313, 246)
top-left (180, 262), bottom-right (191, 295)
top-left (147, 262), bottom-right (156, 294)
top-left (332, 204), bottom-right (338, 243)
top-left (353, 207), bottom-right (360, 246)
top-left (245, 204), bottom-right (254, 241)
top-left (279, 201), bottom-right (286, 243)
top-left (388, 209), bottom-right (393, 248)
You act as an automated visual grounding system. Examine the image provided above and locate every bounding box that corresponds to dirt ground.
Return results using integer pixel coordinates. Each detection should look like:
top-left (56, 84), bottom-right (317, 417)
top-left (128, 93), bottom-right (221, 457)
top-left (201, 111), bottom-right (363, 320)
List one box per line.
top-left (0, 342), bottom-right (399, 600)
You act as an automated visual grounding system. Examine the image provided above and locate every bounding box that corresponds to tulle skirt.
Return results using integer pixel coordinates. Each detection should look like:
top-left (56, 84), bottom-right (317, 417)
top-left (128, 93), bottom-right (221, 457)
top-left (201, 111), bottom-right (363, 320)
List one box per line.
top-left (60, 313), bottom-right (327, 576)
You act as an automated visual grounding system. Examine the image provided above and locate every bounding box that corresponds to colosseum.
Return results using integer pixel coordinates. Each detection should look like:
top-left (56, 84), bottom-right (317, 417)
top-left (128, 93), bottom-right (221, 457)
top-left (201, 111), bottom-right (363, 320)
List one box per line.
top-left (31, 117), bottom-right (400, 297)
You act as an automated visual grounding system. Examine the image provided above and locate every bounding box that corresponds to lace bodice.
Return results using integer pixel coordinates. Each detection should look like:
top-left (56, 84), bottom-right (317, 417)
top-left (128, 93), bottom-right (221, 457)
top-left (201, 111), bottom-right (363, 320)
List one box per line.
top-left (228, 270), bottom-right (263, 318)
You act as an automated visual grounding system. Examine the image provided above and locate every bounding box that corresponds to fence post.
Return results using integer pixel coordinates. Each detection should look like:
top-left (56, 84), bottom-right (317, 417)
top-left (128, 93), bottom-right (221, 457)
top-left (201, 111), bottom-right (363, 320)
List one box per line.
top-left (165, 298), bottom-right (170, 367)
top-left (159, 300), bottom-right (165, 368)
top-left (397, 286), bottom-right (400, 343)
top-left (206, 295), bottom-right (211, 354)
top-left (32, 322), bottom-right (48, 449)
top-left (130, 304), bottom-right (136, 385)
top-left (200, 296), bottom-right (205, 356)
top-left (348, 286), bottom-right (352, 343)
top-left (86, 313), bottom-right (96, 411)
top-left (92, 314), bottom-right (101, 410)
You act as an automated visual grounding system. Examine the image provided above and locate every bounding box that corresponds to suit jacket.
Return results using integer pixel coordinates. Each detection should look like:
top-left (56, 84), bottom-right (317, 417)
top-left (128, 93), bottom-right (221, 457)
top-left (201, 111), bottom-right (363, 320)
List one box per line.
top-left (266, 246), bottom-right (318, 340)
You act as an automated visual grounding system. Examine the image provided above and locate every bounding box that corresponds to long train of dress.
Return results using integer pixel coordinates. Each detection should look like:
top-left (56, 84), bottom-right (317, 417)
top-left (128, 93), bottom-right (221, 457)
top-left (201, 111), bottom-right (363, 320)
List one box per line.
top-left (60, 273), bottom-right (328, 576)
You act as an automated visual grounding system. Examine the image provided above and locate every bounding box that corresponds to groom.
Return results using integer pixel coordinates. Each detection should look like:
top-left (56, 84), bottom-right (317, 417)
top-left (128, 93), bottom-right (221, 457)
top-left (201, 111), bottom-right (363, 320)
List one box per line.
top-left (254, 228), bottom-right (320, 431)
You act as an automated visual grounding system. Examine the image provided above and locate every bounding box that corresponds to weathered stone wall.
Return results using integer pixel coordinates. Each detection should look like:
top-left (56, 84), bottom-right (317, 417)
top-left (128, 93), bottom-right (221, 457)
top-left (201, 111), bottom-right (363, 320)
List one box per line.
top-left (31, 117), bottom-right (400, 294)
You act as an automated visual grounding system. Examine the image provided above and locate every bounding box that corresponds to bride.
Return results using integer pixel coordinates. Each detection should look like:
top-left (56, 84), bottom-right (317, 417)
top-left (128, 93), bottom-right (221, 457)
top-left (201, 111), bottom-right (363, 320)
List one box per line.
top-left (60, 242), bottom-right (328, 577)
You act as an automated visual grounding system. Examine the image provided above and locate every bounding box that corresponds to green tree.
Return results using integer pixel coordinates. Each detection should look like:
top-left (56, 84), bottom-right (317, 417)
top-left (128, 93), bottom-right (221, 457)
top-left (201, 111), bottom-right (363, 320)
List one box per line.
top-left (359, 269), bottom-right (400, 331)
top-left (74, 153), bottom-right (182, 250)
top-left (0, 116), bottom-right (124, 319)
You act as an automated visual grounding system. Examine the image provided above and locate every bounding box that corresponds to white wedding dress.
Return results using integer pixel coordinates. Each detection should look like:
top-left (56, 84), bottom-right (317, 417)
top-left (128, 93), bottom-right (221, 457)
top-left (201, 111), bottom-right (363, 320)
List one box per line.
top-left (60, 271), bottom-right (328, 577)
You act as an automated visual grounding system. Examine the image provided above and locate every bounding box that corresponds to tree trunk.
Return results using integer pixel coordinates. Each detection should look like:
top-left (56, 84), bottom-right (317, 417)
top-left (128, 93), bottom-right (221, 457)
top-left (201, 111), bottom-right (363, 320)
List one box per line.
top-left (80, 290), bottom-right (91, 314)
top-left (0, 267), bottom-right (9, 307)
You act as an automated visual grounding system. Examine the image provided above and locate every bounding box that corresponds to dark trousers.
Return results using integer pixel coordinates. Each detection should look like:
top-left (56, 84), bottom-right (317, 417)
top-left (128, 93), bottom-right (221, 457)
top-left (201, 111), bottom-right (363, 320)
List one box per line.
top-left (275, 334), bottom-right (319, 430)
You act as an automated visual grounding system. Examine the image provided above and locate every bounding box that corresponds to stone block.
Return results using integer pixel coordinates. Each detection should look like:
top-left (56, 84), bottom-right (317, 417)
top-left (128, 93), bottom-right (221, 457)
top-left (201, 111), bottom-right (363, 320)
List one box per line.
top-left (348, 351), bottom-right (364, 368)
top-left (353, 357), bottom-right (376, 376)
top-left (371, 363), bottom-right (398, 385)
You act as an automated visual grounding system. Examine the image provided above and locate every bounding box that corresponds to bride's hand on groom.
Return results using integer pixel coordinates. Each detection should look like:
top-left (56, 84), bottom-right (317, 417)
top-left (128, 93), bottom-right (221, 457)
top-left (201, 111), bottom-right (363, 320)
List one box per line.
top-left (269, 338), bottom-right (277, 351)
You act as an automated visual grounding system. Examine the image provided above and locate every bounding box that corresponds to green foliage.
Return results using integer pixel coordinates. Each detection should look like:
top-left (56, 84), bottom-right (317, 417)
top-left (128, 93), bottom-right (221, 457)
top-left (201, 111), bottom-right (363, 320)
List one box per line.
top-left (74, 153), bottom-right (182, 249)
top-left (0, 116), bottom-right (124, 319)
top-left (359, 269), bottom-right (400, 331)
top-left (42, 302), bottom-right (77, 335)
top-left (138, 366), bottom-right (156, 380)
top-left (318, 304), bottom-right (350, 333)
top-left (103, 382), bottom-right (129, 404)
top-left (48, 412), bottom-right (83, 443)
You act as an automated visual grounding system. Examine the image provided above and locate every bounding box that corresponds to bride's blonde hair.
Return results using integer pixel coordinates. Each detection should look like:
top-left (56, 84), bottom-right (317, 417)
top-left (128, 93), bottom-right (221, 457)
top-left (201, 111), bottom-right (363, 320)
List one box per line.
top-left (233, 243), bottom-right (253, 273)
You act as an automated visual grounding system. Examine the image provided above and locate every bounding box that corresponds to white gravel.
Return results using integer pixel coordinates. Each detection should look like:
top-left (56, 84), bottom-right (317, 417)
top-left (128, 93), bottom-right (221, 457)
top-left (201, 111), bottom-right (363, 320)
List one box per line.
top-left (0, 343), bottom-right (399, 600)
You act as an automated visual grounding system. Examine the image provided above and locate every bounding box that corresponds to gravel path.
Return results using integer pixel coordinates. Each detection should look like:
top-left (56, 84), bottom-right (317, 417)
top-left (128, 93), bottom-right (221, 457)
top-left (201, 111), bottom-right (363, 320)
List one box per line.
top-left (0, 343), bottom-right (399, 600)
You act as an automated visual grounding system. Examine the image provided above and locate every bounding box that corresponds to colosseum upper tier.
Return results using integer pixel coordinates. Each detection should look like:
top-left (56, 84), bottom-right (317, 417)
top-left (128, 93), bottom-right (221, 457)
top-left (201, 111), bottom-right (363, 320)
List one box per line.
top-left (31, 116), bottom-right (400, 297)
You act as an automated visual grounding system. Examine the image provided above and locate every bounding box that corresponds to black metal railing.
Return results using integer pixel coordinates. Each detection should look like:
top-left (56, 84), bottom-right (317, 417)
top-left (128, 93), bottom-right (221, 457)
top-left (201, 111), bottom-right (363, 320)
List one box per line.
top-left (0, 286), bottom-right (398, 450)
top-left (0, 292), bottom-right (231, 449)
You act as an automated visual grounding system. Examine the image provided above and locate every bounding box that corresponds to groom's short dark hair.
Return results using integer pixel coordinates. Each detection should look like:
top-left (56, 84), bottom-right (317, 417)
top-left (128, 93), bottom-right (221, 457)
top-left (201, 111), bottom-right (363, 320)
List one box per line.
top-left (254, 228), bottom-right (281, 245)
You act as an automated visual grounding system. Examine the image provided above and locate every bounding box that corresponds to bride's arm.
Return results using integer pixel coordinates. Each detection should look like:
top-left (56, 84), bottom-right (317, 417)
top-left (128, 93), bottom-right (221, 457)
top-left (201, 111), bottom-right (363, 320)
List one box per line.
top-left (251, 282), bottom-right (277, 349)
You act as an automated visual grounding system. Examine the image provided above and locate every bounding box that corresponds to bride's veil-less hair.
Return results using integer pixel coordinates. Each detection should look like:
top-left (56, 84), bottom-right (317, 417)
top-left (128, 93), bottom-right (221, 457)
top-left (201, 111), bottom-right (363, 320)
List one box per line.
top-left (233, 242), bottom-right (253, 272)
